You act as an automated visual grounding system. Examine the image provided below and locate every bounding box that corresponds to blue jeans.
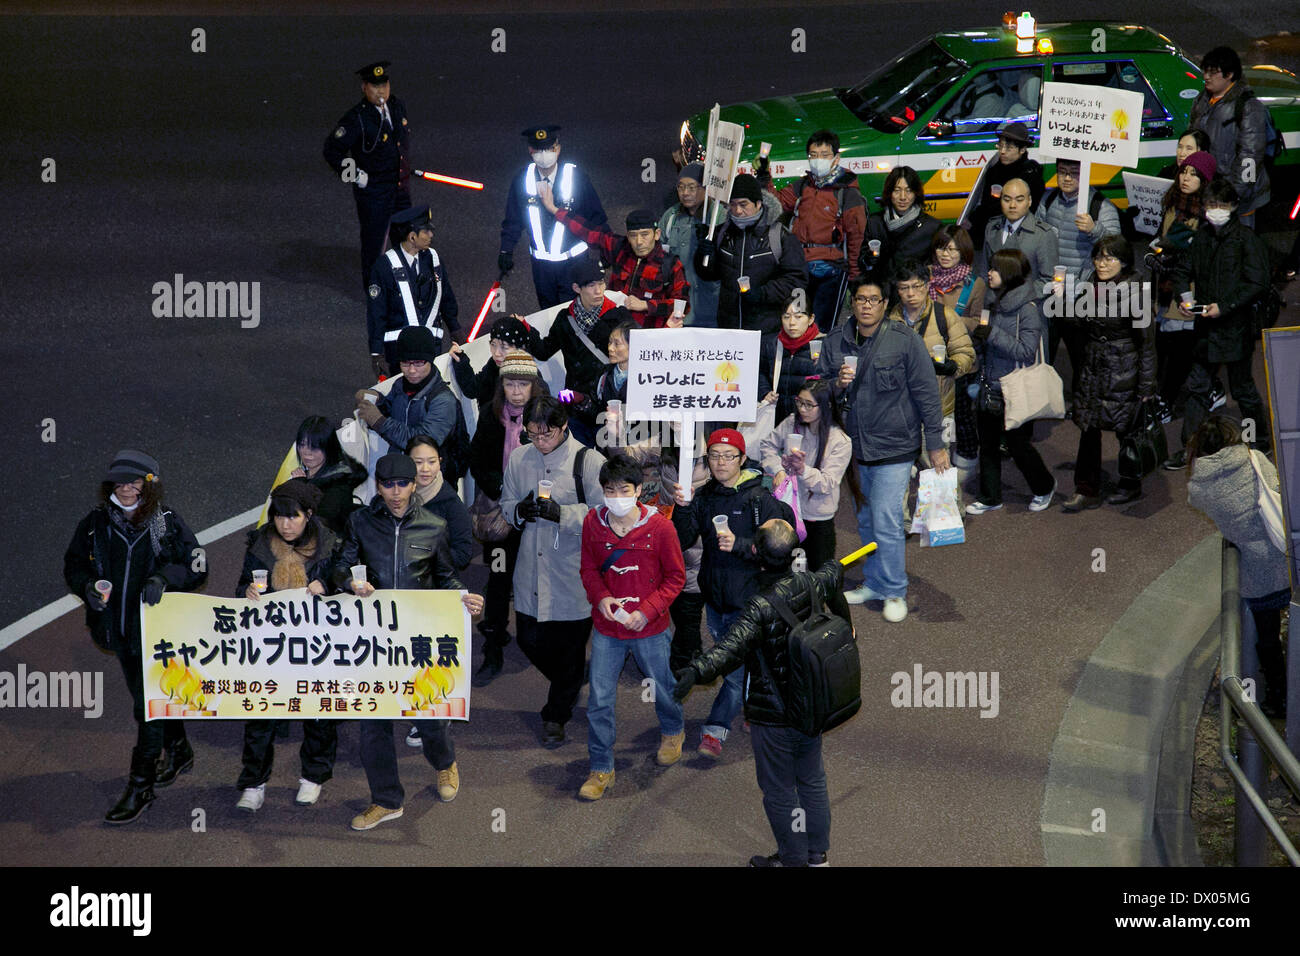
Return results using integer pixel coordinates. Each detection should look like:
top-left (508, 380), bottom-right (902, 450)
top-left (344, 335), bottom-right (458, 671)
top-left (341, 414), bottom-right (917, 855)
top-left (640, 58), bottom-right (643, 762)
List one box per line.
top-left (587, 628), bottom-right (683, 773)
top-left (704, 607), bottom-right (744, 741)
top-left (855, 460), bottom-right (912, 600)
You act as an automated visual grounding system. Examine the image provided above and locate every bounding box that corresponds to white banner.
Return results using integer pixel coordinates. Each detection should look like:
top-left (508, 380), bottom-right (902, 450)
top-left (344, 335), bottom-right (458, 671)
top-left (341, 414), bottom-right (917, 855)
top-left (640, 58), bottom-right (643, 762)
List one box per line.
top-left (625, 327), bottom-right (761, 422)
top-left (702, 105), bottom-right (746, 222)
top-left (1122, 171), bottom-right (1174, 236)
top-left (1039, 82), bottom-right (1144, 168)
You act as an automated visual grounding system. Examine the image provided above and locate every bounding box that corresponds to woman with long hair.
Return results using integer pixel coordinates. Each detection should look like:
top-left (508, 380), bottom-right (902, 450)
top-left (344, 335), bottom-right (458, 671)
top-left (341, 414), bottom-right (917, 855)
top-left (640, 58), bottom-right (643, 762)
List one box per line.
top-left (63, 450), bottom-right (208, 824)
top-left (289, 415), bottom-right (368, 533)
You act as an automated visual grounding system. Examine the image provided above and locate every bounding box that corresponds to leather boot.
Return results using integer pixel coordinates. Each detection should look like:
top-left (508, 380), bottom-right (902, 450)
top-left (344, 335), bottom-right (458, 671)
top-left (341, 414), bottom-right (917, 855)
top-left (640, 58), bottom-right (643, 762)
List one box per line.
top-left (105, 750), bottom-right (156, 825)
top-left (155, 738), bottom-right (194, 788)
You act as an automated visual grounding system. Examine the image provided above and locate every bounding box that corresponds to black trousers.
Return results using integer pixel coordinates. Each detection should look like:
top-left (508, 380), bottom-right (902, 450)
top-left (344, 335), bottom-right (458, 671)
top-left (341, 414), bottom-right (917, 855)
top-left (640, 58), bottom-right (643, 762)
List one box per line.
top-left (354, 182), bottom-right (410, 292)
top-left (236, 720), bottom-right (338, 789)
top-left (976, 409), bottom-right (1054, 505)
top-left (1156, 329), bottom-right (1198, 409)
top-left (752, 723), bottom-right (830, 866)
top-left (801, 519), bottom-right (837, 571)
top-left (953, 374), bottom-right (981, 462)
top-left (808, 264), bottom-right (849, 331)
top-left (1179, 344), bottom-right (1270, 451)
top-left (1050, 325), bottom-right (1086, 397)
top-left (515, 613), bottom-right (591, 725)
top-left (669, 590), bottom-right (706, 673)
top-left (531, 256), bottom-right (577, 311)
top-left (481, 527), bottom-right (522, 656)
top-left (1073, 426), bottom-right (1139, 497)
top-left (359, 719), bottom-right (454, 810)
top-left (118, 646), bottom-right (186, 778)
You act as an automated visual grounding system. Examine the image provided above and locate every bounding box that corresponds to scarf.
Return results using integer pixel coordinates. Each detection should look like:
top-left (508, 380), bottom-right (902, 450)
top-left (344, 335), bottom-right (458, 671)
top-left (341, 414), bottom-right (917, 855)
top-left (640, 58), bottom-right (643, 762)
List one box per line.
top-left (1167, 186), bottom-right (1204, 225)
top-left (612, 365), bottom-right (627, 391)
top-left (929, 262), bottom-right (971, 299)
top-left (108, 502), bottom-right (167, 557)
top-left (778, 322), bottom-right (820, 353)
top-left (571, 298), bottom-right (604, 334)
top-left (415, 472), bottom-right (444, 507)
top-left (269, 530), bottom-right (318, 592)
top-left (502, 402), bottom-right (525, 474)
top-left (883, 205), bottom-right (921, 232)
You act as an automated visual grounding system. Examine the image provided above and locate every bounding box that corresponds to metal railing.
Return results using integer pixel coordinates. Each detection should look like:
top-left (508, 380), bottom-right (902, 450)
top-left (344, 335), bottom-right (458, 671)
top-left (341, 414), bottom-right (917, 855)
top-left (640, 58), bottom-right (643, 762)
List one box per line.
top-left (1219, 540), bottom-right (1300, 866)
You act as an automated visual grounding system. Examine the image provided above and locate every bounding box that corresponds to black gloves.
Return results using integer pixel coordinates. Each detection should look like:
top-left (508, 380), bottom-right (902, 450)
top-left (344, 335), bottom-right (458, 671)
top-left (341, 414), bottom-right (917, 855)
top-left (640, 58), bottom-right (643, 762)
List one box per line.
top-left (739, 286), bottom-right (764, 308)
top-left (370, 354), bottom-right (389, 380)
top-left (697, 238), bottom-right (716, 260)
top-left (515, 490), bottom-right (539, 524)
top-left (84, 581), bottom-right (108, 612)
top-left (535, 496), bottom-right (562, 523)
top-left (142, 576), bottom-right (167, 607)
top-left (498, 251), bottom-right (514, 276)
top-left (970, 324), bottom-right (991, 345)
top-left (933, 358), bottom-right (959, 376)
top-left (671, 667), bottom-right (697, 702)
top-left (693, 221), bottom-right (710, 241)
top-left (755, 156), bottom-right (772, 183)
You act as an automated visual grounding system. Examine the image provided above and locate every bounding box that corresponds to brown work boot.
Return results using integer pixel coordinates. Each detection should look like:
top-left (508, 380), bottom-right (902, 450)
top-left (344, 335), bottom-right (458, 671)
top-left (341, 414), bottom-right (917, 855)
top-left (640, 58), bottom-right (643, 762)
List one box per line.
top-left (656, 731), bottom-right (685, 766)
top-left (578, 770), bottom-right (615, 801)
top-left (437, 762), bottom-right (460, 802)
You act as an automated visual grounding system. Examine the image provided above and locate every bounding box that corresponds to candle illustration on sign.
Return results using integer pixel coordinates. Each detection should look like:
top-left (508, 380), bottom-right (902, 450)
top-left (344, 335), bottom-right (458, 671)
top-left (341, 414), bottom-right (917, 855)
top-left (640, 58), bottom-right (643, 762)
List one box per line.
top-left (404, 664), bottom-right (466, 718)
top-left (714, 360), bottom-right (741, 392)
top-left (148, 657), bottom-right (217, 718)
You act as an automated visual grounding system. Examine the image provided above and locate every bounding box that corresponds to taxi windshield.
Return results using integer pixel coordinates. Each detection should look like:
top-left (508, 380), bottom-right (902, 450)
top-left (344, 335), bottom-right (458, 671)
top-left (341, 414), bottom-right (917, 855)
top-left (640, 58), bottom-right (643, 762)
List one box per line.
top-left (840, 41), bottom-right (968, 134)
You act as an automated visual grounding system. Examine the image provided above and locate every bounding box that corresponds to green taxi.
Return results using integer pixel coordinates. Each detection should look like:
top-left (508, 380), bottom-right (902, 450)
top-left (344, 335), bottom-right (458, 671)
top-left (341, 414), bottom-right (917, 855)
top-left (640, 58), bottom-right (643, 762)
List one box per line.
top-left (678, 15), bottom-right (1300, 221)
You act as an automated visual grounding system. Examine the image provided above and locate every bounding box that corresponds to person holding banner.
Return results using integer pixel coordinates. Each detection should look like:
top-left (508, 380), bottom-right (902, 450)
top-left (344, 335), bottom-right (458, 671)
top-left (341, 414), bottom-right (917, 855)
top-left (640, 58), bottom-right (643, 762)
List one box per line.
top-left (332, 453), bottom-right (484, 830)
top-left (289, 416), bottom-right (368, 534)
top-left (233, 478), bottom-right (341, 811)
top-left (695, 173), bottom-right (807, 334)
top-left (670, 429), bottom-right (795, 758)
top-left (63, 450), bottom-right (209, 824)
top-left (448, 314), bottom-right (540, 405)
top-left (757, 293), bottom-right (822, 427)
top-left (499, 396), bottom-right (606, 747)
top-left (659, 162), bottom-right (720, 327)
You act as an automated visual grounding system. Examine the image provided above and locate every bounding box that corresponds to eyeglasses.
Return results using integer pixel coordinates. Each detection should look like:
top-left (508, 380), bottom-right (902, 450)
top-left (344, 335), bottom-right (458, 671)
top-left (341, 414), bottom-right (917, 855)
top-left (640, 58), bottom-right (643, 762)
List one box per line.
top-left (378, 479), bottom-right (412, 489)
top-left (399, 359), bottom-right (429, 368)
top-left (526, 426), bottom-right (560, 441)
top-left (853, 295), bottom-right (885, 306)
top-left (706, 452), bottom-right (741, 463)
top-left (1094, 254), bottom-right (1120, 264)
top-left (1056, 167), bottom-right (1080, 178)
top-left (794, 399), bottom-right (818, 410)
top-left (895, 282), bottom-right (927, 294)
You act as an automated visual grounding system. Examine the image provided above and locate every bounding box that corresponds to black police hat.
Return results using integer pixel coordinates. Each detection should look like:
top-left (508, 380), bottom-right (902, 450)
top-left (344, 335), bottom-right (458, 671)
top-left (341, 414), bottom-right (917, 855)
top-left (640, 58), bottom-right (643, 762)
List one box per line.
top-left (391, 206), bottom-right (433, 232)
top-left (357, 61), bottom-right (392, 84)
top-left (522, 125), bottom-right (561, 148)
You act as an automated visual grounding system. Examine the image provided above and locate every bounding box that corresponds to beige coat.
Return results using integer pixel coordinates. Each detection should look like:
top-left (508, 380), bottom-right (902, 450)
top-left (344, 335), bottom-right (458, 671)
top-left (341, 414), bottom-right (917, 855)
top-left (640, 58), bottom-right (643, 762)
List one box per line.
top-left (889, 297), bottom-right (978, 417)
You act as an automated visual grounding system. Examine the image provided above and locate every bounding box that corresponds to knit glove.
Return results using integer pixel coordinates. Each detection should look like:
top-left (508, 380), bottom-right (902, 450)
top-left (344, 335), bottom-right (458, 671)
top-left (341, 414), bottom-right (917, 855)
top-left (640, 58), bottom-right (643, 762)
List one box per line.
top-left (142, 576), bottom-right (167, 607)
top-left (671, 667), bottom-right (697, 702)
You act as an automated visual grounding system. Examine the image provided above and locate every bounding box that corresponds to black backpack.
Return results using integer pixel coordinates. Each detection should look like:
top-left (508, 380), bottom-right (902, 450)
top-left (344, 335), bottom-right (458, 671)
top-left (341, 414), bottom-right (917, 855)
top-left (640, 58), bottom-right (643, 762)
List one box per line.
top-left (432, 383), bottom-right (473, 486)
top-left (766, 573), bottom-right (861, 736)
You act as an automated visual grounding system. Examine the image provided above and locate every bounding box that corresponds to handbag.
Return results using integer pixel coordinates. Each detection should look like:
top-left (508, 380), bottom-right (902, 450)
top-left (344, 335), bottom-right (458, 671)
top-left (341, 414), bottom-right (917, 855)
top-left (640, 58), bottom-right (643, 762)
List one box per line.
top-left (1117, 401), bottom-right (1168, 480)
top-left (773, 474), bottom-right (808, 541)
top-left (975, 367), bottom-right (1004, 415)
top-left (1247, 450), bottom-right (1289, 554)
top-left (469, 491), bottom-right (511, 543)
top-left (999, 320), bottom-right (1065, 429)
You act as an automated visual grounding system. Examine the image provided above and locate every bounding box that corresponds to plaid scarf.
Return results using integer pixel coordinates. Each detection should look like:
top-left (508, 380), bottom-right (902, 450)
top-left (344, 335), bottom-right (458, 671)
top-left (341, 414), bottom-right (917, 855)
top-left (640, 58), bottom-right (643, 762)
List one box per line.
top-left (929, 262), bottom-right (971, 299)
top-left (571, 298), bottom-right (604, 334)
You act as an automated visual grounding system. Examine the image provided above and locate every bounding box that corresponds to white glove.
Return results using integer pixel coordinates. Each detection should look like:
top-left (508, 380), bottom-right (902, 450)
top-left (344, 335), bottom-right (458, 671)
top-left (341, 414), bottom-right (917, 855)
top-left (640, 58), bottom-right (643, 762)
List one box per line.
top-left (356, 170), bottom-right (369, 189)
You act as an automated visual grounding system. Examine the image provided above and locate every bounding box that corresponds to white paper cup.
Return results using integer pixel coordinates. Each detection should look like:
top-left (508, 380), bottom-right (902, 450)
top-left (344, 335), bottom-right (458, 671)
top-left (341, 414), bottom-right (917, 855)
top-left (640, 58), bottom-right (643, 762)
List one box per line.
top-left (673, 298), bottom-right (686, 318)
top-left (932, 343), bottom-right (948, 362)
top-left (95, 579), bottom-right (113, 602)
top-left (538, 479), bottom-right (554, 499)
top-left (252, 570), bottom-right (268, 592)
top-left (351, 565), bottom-right (367, 586)
top-left (809, 341), bottom-right (822, 363)
top-left (759, 142), bottom-right (773, 159)
top-left (786, 433), bottom-right (803, 454)
top-left (843, 356), bottom-right (859, 372)
top-left (737, 275), bottom-right (751, 293)
top-left (991, 184), bottom-right (1003, 198)
top-left (712, 515), bottom-right (730, 535)
top-left (979, 310), bottom-right (990, 326)
top-left (1179, 291), bottom-right (1195, 305)
top-left (613, 607), bottom-right (632, 624)
top-left (868, 239), bottom-right (881, 256)
top-left (1053, 265), bottom-right (1067, 283)
top-left (363, 392), bottom-right (379, 404)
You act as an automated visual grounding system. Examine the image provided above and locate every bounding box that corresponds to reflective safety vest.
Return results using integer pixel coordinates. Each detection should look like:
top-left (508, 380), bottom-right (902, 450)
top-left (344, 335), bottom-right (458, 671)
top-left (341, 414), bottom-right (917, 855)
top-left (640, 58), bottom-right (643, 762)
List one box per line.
top-left (524, 162), bottom-right (588, 262)
top-left (381, 246), bottom-right (444, 342)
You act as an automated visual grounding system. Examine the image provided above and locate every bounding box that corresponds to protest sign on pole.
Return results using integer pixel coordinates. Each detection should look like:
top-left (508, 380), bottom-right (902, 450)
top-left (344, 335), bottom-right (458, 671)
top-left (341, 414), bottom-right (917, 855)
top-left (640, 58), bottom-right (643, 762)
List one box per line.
top-left (1039, 81), bottom-right (1144, 216)
top-left (700, 105), bottom-right (746, 265)
top-left (141, 589), bottom-right (471, 720)
top-left (1122, 171), bottom-right (1174, 235)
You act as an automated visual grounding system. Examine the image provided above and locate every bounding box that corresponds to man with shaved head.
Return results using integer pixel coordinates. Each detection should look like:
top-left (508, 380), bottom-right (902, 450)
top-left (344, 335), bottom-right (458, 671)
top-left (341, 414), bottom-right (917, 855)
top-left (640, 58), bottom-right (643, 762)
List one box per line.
top-left (979, 176), bottom-right (1060, 356)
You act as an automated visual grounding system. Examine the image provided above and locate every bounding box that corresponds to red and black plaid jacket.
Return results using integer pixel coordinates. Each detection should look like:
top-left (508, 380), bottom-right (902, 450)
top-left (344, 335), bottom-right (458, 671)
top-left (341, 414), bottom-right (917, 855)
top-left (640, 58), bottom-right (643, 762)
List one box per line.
top-left (556, 210), bottom-right (690, 326)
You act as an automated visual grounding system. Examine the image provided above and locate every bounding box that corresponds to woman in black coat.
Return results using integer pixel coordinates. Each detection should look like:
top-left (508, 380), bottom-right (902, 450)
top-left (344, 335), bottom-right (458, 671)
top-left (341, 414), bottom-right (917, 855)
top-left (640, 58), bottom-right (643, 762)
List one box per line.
top-left (289, 416), bottom-right (367, 533)
top-left (233, 479), bottom-right (340, 811)
top-left (1061, 236), bottom-right (1156, 511)
top-left (63, 450), bottom-right (208, 824)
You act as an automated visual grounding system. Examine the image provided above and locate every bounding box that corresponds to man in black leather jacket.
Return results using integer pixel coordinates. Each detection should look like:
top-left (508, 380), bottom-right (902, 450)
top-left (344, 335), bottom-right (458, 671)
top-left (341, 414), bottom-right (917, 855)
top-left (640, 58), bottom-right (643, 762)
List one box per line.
top-left (673, 521), bottom-right (850, 867)
top-left (331, 453), bottom-right (484, 830)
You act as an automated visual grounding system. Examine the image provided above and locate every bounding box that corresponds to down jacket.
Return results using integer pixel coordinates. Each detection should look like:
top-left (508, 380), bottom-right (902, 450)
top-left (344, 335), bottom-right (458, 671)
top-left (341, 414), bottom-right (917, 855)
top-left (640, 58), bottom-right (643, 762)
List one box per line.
top-left (687, 561), bottom-right (847, 727)
top-left (1190, 81), bottom-right (1272, 214)
top-left (1067, 278), bottom-right (1157, 434)
top-left (694, 206), bottom-right (807, 333)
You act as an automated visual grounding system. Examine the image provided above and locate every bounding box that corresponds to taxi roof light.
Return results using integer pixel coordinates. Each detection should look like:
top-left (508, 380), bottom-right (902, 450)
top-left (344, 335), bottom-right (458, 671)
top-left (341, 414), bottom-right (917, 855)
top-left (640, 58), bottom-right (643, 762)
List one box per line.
top-left (1015, 11), bottom-right (1036, 54)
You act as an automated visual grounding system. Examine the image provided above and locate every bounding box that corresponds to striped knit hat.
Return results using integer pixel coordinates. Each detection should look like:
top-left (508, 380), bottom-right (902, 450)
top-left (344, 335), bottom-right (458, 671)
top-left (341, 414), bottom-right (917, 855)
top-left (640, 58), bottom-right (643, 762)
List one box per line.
top-left (500, 349), bottom-right (540, 380)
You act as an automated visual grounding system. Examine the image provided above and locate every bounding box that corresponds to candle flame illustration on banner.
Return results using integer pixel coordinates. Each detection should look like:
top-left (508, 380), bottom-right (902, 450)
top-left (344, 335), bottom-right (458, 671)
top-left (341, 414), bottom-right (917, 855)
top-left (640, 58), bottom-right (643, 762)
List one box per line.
top-left (714, 360), bottom-right (741, 392)
top-left (149, 658), bottom-right (216, 718)
top-left (404, 664), bottom-right (466, 718)
top-left (1110, 109), bottom-right (1130, 140)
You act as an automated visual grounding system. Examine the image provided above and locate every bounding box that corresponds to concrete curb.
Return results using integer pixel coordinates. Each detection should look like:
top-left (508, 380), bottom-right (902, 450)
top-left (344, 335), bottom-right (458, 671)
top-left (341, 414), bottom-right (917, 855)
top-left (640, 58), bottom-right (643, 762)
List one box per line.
top-left (1041, 533), bottom-right (1222, 865)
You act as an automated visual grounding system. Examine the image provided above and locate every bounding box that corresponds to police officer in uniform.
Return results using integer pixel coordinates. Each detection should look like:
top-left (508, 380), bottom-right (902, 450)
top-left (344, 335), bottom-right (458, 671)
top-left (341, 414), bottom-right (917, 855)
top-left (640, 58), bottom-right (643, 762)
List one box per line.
top-left (499, 125), bottom-right (606, 310)
top-left (367, 206), bottom-right (459, 380)
top-left (324, 61), bottom-right (412, 293)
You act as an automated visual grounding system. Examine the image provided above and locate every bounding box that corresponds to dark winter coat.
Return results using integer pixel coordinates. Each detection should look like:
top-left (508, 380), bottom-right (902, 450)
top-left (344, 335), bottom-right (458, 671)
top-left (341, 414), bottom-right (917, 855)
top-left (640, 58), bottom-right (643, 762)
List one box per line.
top-left (671, 469), bottom-right (796, 614)
top-left (1069, 278), bottom-right (1157, 434)
top-left (757, 334), bottom-right (820, 425)
top-left (861, 210), bottom-right (943, 283)
top-left (306, 458), bottom-right (368, 533)
top-left (468, 402), bottom-right (521, 501)
top-left (978, 280), bottom-right (1043, 389)
top-left (236, 521), bottom-right (340, 596)
top-left (695, 210), bottom-right (808, 333)
top-left (1190, 80), bottom-right (1272, 214)
top-left (689, 561), bottom-right (847, 726)
top-left (64, 504), bottom-right (208, 654)
top-left (419, 480), bottom-right (474, 570)
top-left (1171, 216), bottom-right (1271, 363)
top-left (330, 498), bottom-right (463, 593)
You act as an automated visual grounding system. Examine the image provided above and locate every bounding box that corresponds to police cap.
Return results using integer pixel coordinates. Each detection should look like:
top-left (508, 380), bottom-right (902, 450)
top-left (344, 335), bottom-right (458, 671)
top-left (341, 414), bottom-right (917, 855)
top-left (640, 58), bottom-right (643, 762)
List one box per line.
top-left (357, 61), bottom-right (392, 84)
top-left (522, 125), bottom-right (561, 148)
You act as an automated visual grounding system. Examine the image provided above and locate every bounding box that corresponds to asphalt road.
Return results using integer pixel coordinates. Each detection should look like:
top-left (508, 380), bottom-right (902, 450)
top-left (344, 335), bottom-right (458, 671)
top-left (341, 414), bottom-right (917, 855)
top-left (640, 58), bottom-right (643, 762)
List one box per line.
top-left (1, 2), bottom-right (1298, 868)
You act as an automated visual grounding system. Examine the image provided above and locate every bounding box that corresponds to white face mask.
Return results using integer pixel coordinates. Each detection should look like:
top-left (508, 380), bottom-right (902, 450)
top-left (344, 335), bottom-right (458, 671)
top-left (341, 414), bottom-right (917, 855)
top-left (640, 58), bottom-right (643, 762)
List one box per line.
top-left (604, 496), bottom-right (637, 517)
top-left (808, 157), bottom-right (835, 178)
top-left (110, 492), bottom-right (140, 513)
top-left (1205, 208), bottom-right (1231, 226)
top-left (533, 149), bottom-right (559, 170)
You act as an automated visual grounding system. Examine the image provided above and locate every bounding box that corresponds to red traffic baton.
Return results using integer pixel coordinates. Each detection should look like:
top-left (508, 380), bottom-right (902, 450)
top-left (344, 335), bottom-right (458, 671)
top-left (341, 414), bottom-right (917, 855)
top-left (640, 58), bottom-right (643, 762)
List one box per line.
top-left (413, 169), bottom-right (485, 191)
top-left (467, 272), bottom-right (507, 342)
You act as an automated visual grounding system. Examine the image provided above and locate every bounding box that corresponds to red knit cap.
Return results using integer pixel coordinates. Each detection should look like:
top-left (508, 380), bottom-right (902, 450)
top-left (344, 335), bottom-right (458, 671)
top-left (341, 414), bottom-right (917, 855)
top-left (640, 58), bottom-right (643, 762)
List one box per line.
top-left (707, 428), bottom-right (746, 456)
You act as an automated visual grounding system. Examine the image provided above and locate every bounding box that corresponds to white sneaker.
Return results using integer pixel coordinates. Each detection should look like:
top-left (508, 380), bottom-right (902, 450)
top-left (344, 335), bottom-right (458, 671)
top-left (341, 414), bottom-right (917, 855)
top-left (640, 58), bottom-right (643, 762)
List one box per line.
top-left (965, 500), bottom-right (1003, 515)
top-left (844, 584), bottom-right (884, 605)
top-left (882, 598), bottom-right (908, 623)
top-left (295, 778), bottom-right (322, 806)
top-left (1028, 481), bottom-right (1057, 513)
top-left (406, 726), bottom-right (422, 748)
top-left (236, 785), bottom-right (265, 812)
